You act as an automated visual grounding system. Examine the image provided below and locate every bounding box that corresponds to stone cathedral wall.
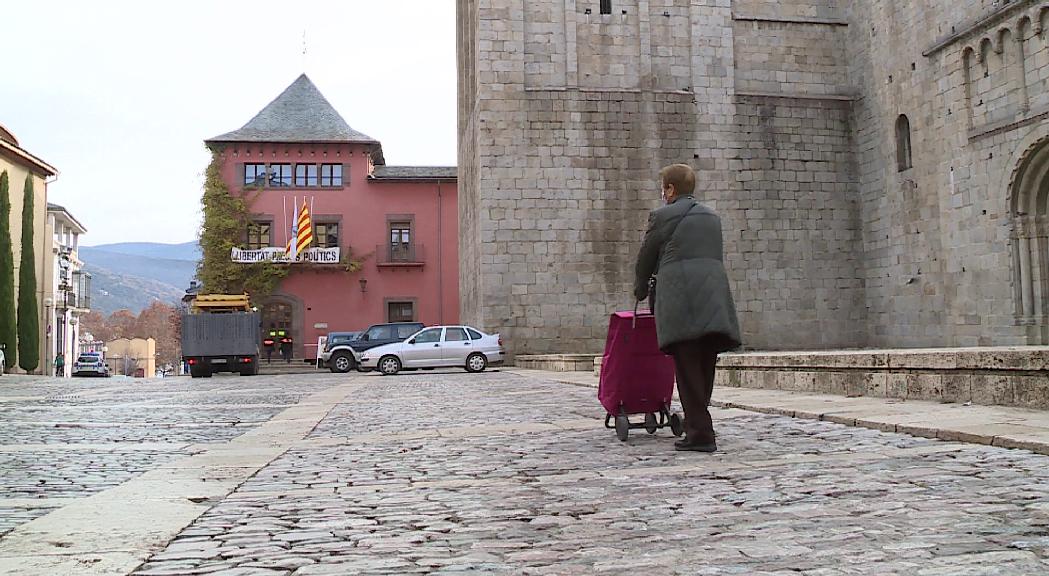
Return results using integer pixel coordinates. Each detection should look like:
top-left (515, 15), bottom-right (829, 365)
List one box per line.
top-left (459, 0), bottom-right (1049, 355)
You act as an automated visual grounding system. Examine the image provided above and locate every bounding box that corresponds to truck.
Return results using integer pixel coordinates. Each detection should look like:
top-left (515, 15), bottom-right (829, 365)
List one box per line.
top-left (181, 294), bottom-right (260, 378)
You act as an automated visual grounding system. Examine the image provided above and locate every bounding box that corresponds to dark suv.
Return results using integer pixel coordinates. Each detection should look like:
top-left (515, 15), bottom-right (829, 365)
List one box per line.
top-left (321, 322), bottom-right (424, 373)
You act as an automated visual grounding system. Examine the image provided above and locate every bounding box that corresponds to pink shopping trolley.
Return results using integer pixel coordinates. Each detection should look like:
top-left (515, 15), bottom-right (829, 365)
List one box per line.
top-left (598, 304), bottom-right (684, 442)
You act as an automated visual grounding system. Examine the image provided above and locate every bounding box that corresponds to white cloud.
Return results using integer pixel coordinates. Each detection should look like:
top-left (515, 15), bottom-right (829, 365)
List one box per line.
top-left (0, 0), bottom-right (456, 245)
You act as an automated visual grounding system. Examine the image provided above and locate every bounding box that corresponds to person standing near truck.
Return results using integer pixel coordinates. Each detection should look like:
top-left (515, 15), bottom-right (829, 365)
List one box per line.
top-left (279, 331), bottom-right (293, 364)
top-left (263, 325), bottom-right (277, 364)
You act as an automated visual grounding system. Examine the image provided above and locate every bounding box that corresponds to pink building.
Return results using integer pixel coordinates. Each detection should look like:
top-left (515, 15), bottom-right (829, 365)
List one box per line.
top-left (205, 75), bottom-right (458, 360)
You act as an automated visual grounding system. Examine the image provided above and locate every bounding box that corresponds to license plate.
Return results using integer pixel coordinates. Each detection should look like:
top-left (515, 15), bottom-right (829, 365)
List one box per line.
top-left (210, 358), bottom-right (227, 364)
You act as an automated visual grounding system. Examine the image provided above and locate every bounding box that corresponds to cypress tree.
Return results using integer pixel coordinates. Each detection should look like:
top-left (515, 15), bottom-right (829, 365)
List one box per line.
top-left (17, 175), bottom-right (38, 372)
top-left (0, 171), bottom-right (14, 369)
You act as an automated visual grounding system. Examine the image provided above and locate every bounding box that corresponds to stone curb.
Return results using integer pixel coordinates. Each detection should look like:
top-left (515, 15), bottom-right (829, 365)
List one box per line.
top-left (711, 398), bottom-right (1049, 456)
top-left (508, 369), bottom-right (1049, 457)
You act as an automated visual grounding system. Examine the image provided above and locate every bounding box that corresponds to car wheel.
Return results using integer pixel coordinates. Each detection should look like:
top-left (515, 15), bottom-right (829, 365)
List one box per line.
top-left (330, 351), bottom-right (354, 374)
top-left (465, 353), bottom-right (488, 373)
top-left (379, 355), bottom-right (402, 376)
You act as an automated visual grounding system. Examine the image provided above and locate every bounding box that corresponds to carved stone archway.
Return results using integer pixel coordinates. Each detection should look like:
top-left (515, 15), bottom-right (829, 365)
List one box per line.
top-left (1010, 136), bottom-right (1049, 343)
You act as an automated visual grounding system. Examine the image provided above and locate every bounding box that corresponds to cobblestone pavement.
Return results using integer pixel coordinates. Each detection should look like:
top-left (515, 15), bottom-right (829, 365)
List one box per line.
top-left (0, 373), bottom-right (333, 537)
top-left (113, 370), bottom-right (1049, 576)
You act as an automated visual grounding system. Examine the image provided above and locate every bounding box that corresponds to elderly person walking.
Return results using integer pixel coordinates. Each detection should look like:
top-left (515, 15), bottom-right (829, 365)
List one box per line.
top-left (634, 164), bottom-right (741, 452)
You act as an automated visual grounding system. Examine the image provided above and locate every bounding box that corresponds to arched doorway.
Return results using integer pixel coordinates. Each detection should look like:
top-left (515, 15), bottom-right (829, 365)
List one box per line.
top-left (259, 294), bottom-right (303, 359)
top-left (1010, 136), bottom-right (1049, 343)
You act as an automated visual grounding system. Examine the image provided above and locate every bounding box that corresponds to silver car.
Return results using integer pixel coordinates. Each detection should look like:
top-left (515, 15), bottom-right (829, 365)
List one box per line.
top-left (359, 325), bottom-right (504, 375)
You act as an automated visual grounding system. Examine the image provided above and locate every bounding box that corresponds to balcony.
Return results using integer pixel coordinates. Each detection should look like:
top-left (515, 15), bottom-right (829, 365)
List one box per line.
top-left (376, 243), bottom-right (425, 268)
top-left (64, 271), bottom-right (92, 311)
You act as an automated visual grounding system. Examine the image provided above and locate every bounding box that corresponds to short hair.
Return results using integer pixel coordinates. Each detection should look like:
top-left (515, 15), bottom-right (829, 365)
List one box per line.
top-left (659, 164), bottom-right (696, 196)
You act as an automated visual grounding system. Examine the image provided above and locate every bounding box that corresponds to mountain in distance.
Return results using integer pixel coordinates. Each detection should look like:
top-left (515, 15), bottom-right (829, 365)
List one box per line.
top-left (84, 263), bottom-right (187, 317)
top-left (78, 241), bottom-right (200, 316)
top-left (84, 241), bottom-right (201, 262)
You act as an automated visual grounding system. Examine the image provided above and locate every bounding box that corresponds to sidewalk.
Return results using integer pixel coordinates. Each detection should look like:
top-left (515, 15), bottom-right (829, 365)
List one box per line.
top-left (508, 368), bottom-right (1049, 456)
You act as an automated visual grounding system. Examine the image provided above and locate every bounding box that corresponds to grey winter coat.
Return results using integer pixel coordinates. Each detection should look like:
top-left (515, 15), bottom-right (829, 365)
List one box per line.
top-left (633, 196), bottom-right (741, 353)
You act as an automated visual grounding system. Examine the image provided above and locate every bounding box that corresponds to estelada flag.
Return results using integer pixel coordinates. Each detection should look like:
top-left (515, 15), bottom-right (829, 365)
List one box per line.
top-left (286, 199), bottom-right (313, 258)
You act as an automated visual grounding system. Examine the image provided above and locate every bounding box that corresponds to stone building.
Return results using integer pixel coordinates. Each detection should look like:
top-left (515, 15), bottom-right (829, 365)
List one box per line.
top-left (458, 0), bottom-right (1049, 354)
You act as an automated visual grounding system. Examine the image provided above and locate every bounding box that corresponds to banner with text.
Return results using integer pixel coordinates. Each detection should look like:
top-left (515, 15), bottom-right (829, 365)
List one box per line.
top-left (231, 247), bottom-right (341, 264)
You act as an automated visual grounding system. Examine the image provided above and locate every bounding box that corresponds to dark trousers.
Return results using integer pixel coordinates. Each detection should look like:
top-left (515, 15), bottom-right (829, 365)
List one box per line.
top-left (669, 339), bottom-right (719, 445)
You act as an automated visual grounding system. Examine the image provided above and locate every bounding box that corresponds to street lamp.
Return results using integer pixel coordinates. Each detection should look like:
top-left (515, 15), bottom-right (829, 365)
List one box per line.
top-left (359, 277), bottom-right (368, 293)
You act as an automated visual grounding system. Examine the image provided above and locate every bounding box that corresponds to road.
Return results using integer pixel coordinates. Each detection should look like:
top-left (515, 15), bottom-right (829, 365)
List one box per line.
top-left (0, 370), bottom-right (1047, 575)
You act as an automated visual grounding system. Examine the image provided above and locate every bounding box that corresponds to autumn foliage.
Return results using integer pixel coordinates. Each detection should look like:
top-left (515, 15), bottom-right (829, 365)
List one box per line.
top-left (80, 301), bottom-right (181, 367)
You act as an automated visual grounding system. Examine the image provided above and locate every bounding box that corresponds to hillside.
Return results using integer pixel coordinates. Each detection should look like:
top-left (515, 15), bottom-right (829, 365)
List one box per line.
top-left (84, 264), bottom-right (186, 316)
top-left (78, 241), bottom-right (199, 315)
top-left (78, 247), bottom-right (197, 291)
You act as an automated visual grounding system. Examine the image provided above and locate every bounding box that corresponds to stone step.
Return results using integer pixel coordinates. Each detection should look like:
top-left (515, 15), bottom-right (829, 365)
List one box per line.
top-left (257, 359), bottom-right (327, 375)
top-left (515, 354), bottom-right (600, 372)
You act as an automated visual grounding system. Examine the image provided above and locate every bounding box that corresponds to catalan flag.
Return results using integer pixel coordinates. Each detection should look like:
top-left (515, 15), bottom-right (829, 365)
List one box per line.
top-left (286, 199), bottom-right (314, 258)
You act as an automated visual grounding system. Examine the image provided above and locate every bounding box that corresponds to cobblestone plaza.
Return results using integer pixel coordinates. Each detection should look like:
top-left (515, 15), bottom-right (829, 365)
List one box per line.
top-left (2, 372), bottom-right (1049, 574)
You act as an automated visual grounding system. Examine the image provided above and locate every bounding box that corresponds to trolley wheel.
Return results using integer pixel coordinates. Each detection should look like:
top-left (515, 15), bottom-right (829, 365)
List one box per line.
top-left (614, 415), bottom-right (630, 442)
top-left (644, 413), bottom-right (658, 434)
top-left (669, 413), bottom-right (684, 437)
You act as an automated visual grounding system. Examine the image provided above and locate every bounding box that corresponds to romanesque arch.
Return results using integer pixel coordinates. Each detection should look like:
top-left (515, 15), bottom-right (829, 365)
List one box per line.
top-left (1010, 136), bottom-right (1049, 342)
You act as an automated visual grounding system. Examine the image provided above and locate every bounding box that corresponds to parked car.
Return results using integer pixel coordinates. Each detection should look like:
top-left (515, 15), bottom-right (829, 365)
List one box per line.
top-left (358, 325), bottom-right (504, 375)
top-left (73, 352), bottom-right (110, 378)
top-left (321, 322), bottom-right (424, 373)
top-left (318, 330), bottom-right (361, 372)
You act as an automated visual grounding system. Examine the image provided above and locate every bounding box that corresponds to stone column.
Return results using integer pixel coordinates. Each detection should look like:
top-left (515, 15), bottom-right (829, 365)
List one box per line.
top-left (1021, 231), bottom-right (1035, 321)
top-left (1015, 32), bottom-right (1030, 113)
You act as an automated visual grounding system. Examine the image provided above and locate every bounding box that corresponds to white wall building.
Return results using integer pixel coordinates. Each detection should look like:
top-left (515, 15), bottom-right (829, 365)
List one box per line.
top-left (44, 203), bottom-right (89, 377)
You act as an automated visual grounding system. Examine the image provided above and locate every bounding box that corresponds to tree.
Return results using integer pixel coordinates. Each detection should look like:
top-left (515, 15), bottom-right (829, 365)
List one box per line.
top-left (135, 301), bottom-right (179, 367)
top-left (107, 309), bottom-right (138, 340)
top-left (0, 171), bottom-right (15, 369)
top-left (197, 151), bottom-right (287, 298)
top-left (17, 175), bottom-right (38, 371)
top-left (79, 310), bottom-right (111, 343)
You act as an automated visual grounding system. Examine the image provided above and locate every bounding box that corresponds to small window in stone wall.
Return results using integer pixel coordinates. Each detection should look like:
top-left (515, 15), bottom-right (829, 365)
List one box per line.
top-left (600, 0), bottom-right (612, 15)
top-left (896, 114), bottom-right (912, 172)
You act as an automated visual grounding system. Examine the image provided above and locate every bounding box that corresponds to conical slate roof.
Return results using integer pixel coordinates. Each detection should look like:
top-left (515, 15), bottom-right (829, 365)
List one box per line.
top-left (207, 74), bottom-right (379, 145)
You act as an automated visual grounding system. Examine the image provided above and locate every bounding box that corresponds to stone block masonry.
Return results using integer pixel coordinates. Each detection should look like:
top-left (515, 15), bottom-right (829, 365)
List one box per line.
top-left (460, 0), bottom-right (1049, 356)
top-left (716, 346), bottom-right (1049, 410)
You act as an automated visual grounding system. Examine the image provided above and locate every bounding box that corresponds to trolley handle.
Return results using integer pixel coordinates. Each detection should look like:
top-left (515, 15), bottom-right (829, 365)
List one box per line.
top-left (632, 298), bottom-right (654, 330)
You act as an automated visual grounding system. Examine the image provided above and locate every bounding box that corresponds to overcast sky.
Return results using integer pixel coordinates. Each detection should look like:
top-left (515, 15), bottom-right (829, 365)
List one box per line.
top-left (0, 0), bottom-right (456, 246)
